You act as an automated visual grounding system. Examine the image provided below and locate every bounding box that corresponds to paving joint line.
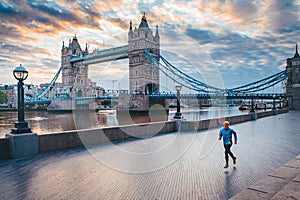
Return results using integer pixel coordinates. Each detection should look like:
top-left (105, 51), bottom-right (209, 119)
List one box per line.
top-left (283, 165), bottom-right (299, 169)
top-left (267, 174), bottom-right (285, 179)
top-left (247, 187), bottom-right (268, 194)
top-left (292, 180), bottom-right (300, 184)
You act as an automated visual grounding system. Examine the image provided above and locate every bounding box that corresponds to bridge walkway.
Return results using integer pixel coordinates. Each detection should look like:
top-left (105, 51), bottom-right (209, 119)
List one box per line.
top-left (0, 111), bottom-right (299, 199)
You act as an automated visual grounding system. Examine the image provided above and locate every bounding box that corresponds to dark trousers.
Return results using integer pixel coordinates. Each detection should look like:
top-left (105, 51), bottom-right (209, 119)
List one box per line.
top-left (224, 143), bottom-right (235, 164)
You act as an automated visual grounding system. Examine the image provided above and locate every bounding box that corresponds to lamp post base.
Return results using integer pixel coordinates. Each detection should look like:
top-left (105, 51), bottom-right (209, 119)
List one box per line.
top-left (5, 132), bottom-right (38, 158)
top-left (11, 121), bottom-right (32, 134)
top-left (173, 112), bottom-right (182, 119)
top-left (249, 110), bottom-right (257, 120)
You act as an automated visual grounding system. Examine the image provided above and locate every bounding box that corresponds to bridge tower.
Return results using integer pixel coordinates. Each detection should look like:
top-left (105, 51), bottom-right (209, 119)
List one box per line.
top-left (128, 14), bottom-right (160, 94)
top-left (286, 44), bottom-right (300, 109)
top-left (61, 35), bottom-right (89, 97)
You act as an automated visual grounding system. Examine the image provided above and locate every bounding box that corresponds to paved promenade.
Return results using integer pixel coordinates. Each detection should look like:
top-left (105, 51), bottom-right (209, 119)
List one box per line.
top-left (0, 111), bottom-right (300, 199)
top-left (231, 154), bottom-right (300, 199)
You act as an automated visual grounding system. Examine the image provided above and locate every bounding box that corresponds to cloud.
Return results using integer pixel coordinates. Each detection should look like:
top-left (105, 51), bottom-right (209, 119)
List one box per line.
top-left (232, 0), bottom-right (257, 20)
top-left (0, 1), bottom-right (17, 15)
top-left (0, 0), bottom-right (298, 92)
top-left (267, 0), bottom-right (300, 32)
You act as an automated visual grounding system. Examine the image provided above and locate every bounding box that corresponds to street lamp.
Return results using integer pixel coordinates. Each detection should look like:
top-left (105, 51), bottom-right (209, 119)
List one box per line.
top-left (173, 85), bottom-right (182, 119)
top-left (11, 64), bottom-right (31, 134)
top-left (279, 97), bottom-right (282, 109)
top-left (250, 93), bottom-right (255, 112)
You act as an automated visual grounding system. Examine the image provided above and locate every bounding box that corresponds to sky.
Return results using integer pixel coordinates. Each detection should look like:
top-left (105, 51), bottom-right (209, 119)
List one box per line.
top-left (0, 0), bottom-right (299, 93)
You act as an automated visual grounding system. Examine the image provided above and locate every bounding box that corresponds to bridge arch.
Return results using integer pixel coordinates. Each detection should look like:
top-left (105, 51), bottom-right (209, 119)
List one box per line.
top-left (144, 83), bottom-right (159, 94)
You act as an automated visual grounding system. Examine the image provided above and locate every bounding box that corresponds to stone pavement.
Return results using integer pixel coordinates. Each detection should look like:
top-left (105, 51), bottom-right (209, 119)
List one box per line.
top-left (0, 111), bottom-right (300, 199)
top-left (231, 154), bottom-right (300, 199)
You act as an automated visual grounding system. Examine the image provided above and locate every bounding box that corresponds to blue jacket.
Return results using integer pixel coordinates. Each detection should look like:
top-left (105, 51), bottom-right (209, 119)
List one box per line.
top-left (219, 127), bottom-right (237, 145)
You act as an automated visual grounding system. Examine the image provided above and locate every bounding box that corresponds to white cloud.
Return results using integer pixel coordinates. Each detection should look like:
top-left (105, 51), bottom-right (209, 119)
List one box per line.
top-left (0, 0), bottom-right (298, 93)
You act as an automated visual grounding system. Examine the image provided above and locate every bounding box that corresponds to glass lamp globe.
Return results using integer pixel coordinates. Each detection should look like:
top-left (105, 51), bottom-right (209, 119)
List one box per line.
top-left (13, 64), bottom-right (28, 81)
top-left (175, 85), bottom-right (182, 91)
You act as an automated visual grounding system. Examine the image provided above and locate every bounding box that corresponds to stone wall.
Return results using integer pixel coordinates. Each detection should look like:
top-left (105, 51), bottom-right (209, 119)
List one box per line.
top-left (0, 109), bottom-right (289, 159)
top-left (36, 109), bottom-right (289, 154)
top-left (180, 114), bottom-right (253, 131)
top-left (0, 138), bottom-right (9, 159)
top-left (38, 121), bottom-right (175, 153)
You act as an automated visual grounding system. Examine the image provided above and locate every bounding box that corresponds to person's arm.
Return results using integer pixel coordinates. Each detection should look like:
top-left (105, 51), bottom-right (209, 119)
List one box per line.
top-left (232, 130), bottom-right (237, 144)
top-left (218, 130), bottom-right (222, 140)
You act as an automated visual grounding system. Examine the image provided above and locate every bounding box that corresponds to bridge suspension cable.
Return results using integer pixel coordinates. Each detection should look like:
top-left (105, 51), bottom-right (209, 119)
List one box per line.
top-left (144, 49), bottom-right (287, 94)
top-left (25, 66), bottom-right (62, 101)
top-left (144, 49), bottom-right (223, 93)
top-left (228, 70), bottom-right (287, 93)
top-left (145, 50), bottom-right (207, 92)
top-left (159, 55), bottom-right (223, 91)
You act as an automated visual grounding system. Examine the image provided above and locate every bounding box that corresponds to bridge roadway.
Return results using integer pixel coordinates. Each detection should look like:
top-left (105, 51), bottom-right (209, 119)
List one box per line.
top-left (0, 111), bottom-right (299, 199)
top-left (75, 93), bottom-right (286, 105)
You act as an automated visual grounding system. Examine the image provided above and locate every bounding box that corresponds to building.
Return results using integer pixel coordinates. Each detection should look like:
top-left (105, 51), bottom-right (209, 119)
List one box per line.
top-left (286, 44), bottom-right (300, 109)
top-left (0, 84), bottom-right (14, 101)
top-left (128, 14), bottom-right (160, 94)
top-left (61, 35), bottom-right (90, 97)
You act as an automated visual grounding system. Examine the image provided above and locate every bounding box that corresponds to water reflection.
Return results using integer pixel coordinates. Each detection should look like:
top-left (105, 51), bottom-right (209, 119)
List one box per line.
top-left (0, 107), bottom-right (249, 138)
top-left (116, 108), bottom-right (168, 126)
top-left (0, 111), bottom-right (77, 137)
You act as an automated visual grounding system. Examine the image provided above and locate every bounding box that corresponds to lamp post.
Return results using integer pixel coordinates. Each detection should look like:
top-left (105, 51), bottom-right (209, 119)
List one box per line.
top-left (279, 97), bottom-right (282, 109)
top-left (173, 85), bottom-right (182, 119)
top-left (11, 64), bottom-right (31, 134)
top-left (250, 93), bottom-right (255, 112)
top-left (272, 95), bottom-right (276, 110)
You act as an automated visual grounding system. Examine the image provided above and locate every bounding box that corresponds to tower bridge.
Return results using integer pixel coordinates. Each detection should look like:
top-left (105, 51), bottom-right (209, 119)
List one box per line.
top-left (22, 14), bottom-right (299, 111)
top-left (60, 13), bottom-right (159, 100)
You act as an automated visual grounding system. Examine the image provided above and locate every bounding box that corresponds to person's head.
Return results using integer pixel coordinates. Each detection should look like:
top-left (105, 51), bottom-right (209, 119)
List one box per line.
top-left (223, 121), bottom-right (230, 129)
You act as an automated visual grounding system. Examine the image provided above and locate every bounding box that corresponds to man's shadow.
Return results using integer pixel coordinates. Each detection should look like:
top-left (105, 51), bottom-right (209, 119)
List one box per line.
top-left (223, 166), bottom-right (237, 198)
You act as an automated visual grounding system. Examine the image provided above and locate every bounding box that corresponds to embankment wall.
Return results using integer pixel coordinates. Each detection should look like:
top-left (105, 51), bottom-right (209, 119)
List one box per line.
top-left (0, 109), bottom-right (288, 159)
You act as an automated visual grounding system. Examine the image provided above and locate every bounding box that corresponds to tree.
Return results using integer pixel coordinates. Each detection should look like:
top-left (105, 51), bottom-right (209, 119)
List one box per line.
top-left (0, 90), bottom-right (8, 104)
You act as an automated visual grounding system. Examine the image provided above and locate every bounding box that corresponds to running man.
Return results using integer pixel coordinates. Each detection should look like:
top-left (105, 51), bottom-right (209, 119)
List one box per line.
top-left (218, 121), bottom-right (237, 168)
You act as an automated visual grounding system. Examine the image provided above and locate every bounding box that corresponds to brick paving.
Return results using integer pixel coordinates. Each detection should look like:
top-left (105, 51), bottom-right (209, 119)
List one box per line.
top-left (231, 154), bottom-right (300, 200)
top-left (0, 111), bottom-right (299, 199)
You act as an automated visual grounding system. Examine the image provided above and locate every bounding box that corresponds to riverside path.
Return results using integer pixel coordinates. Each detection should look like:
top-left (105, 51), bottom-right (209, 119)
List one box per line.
top-left (0, 111), bottom-right (300, 199)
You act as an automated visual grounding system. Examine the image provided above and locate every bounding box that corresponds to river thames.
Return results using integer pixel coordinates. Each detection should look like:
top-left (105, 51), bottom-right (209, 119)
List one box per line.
top-left (0, 106), bottom-right (251, 138)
